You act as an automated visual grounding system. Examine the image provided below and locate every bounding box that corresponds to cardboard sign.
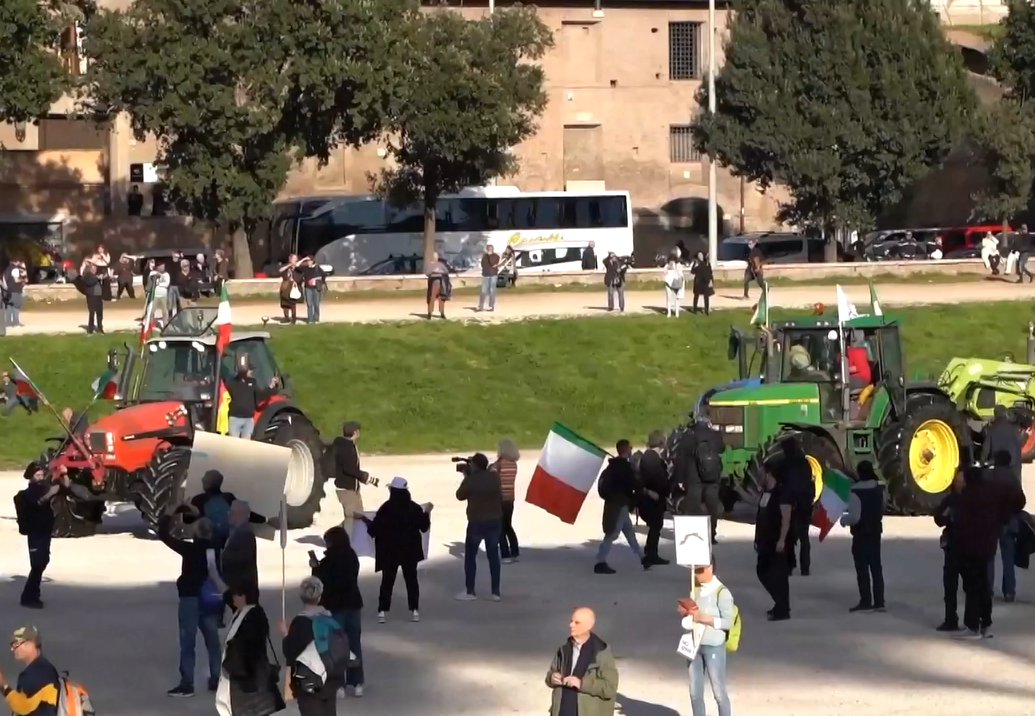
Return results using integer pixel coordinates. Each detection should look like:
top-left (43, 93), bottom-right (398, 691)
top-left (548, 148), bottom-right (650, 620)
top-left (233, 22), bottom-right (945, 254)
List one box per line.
top-left (673, 515), bottom-right (712, 567)
top-left (351, 504), bottom-right (432, 561)
top-left (184, 431), bottom-right (292, 520)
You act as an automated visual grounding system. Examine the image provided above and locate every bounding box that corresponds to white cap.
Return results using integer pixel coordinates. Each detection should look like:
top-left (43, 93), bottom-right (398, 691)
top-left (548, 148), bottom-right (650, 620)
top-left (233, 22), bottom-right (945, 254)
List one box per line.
top-left (389, 476), bottom-right (408, 490)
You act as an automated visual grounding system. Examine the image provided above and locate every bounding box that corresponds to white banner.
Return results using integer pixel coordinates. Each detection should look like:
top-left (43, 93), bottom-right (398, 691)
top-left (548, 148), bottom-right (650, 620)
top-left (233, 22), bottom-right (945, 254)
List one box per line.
top-left (350, 503), bottom-right (432, 561)
top-left (673, 515), bottom-right (712, 567)
top-left (184, 431), bottom-right (292, 520)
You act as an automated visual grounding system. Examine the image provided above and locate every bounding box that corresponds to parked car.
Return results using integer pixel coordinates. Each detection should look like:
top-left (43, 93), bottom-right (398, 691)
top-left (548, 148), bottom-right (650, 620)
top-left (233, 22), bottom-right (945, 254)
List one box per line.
top-left (859, 229), bottom-right (942, 261)
top-left (717, 231), bottom-right (830, 266)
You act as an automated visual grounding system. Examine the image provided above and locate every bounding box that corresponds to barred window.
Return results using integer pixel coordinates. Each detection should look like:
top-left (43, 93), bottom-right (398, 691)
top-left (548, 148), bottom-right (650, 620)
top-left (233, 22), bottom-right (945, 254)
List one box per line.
top-left (669, 125), bottom-right (701, 163)
top-left (669, 22), bottom-right (701, 80)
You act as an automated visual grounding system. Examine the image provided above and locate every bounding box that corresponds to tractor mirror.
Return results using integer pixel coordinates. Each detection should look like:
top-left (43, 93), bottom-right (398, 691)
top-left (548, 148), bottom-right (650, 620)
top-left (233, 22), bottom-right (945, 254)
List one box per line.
top-left (727, 328), bottom-right (742, 361)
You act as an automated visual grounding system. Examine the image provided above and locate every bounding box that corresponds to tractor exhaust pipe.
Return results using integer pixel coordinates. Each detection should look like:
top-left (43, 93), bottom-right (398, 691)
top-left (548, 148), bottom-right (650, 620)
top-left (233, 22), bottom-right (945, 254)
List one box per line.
top-left (1027, 321), bottom-right (1035, 365)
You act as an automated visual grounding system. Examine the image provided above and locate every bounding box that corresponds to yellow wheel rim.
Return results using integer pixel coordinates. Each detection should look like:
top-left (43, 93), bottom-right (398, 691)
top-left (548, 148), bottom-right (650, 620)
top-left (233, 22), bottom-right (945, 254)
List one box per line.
top-left (806, 455), bottom-right (823, 504)
top-left (908, 419), bottom-right (958, 494)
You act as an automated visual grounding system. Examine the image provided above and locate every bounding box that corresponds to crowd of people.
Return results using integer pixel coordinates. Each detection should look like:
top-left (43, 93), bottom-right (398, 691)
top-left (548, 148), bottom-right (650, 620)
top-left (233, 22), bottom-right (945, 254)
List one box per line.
top-left (979, 225), bottom-right (1035, 283)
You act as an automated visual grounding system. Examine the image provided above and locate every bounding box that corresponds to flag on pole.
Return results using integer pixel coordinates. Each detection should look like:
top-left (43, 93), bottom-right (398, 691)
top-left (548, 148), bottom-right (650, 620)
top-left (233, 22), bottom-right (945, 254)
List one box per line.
top-left (812, 467), bottom-right (852, 541)
top-left (525, 423), bottom-right (608, 524)
top-left (868, 281), bottom-right (882, 317)
top-left (139, 282), bottom-right (157, 344)
top-left (215, 282), bottom-right (232, 354)
top-left (836, 285), bottom-right (859, 324)
top-left (91, 367), bottom-right (119, 400)
top-left (9, 360), bottom-right (43, 402)
top-left (750, 283), bottom-right (769, 326)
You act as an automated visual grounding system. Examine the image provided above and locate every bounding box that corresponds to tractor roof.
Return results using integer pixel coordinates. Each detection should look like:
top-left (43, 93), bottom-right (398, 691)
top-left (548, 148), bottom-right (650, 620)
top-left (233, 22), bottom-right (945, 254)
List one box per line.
top-left (146, 331), bottom-right (270, 346)
top-left (151, 306), bottom-right (274, 342)
top-left (772, 314), bottom-right (895, 330)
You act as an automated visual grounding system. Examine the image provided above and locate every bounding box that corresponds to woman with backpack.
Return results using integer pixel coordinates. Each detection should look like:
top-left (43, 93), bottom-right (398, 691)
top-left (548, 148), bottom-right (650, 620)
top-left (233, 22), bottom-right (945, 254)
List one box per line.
top-left (281, 577), bottom-right (349, 716)
top-left (311, 527), bottom-right (365, 696)
top-left (679, 559), bottom-right (737, 716)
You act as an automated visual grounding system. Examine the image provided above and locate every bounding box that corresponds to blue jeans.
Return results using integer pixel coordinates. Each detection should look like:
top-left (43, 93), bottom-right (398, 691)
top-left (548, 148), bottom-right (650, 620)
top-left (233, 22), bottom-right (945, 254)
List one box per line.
top-left (332, 609), bottom-right (364, 686)
top-left (464, 520), bottom-right (502, 596)
top-left (596, 507), bottom-right (643, 562)
top-left (167, 286), bottom-right (180, 317)
top-left (988, 516), bottom-right (1019, 597)
top-left (178, 596), bottom-right (221, 687)
top-left (7, 292), bottom-right (22, 326)
top-left (478, 277), bottom-right (497, 310)
top-left (228, 417), bottom-right (255, 439)
top-left (607, 285), bottom-right (625, 311)
top-left (689, 644), bottom-right (731, 716)
top-left (305, 286), bottom-right (322, 323)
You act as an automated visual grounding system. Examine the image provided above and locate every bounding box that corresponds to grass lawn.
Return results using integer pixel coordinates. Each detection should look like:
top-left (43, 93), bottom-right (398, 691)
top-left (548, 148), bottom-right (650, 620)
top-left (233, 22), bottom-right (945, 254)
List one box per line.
top-left (1, 300), bottom-right (1030, 468)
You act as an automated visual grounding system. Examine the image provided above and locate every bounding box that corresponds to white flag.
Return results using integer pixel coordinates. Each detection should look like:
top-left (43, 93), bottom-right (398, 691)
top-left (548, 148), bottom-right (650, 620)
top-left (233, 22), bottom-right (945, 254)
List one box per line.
top-left (836, 285), bottom-right (859, 324)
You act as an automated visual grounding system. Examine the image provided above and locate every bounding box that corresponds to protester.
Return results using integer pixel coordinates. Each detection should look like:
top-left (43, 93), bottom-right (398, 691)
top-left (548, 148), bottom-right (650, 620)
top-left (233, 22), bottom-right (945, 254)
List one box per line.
top-left (981, 232), bottom-right (1000, 274)
top-left (0, 626), bottom-right (61, 716)
top-left (743, 239), bottom-right (765, 299)
top-left (934, 472), bottom-right (965, 632)
top-left (281, 578), bottom-right (347, 716)
top-left (14, 464), bottom-right (66, 609)
top-left (158, 511), bottom-right (223, 697)
top-left (778, 439), bottom-right (814, 577)
top-left (425, 251), bottom-right (451, 320)
top-left (456, 453), bottom-right (504, 601)
top-left (279, 255), bottom-right (304, 324)
top-left (214, 249), bottom-right (230, 294)
top-left (2, 260), bottom-right (25, 327)
top-left (545, 607), bottom-right (618, 716)
top-left (80, 263), bottom-right (105, 335)
top-left (478, 244), bottom-right (500, 312)
top-left (663, 253), bottom-right (684, 318)
top-left (224, 357), bottom-right (278, 439)
top-left (950, 459), bottom-right (1026, 639)
top-left (680, 560), bottom-right (734, 716)
top-left (153, 262), bottom-right (172, 326)
top-left (594, 439), bottom-right (645, 574)
top-left (675, 418), bottom-right (724, 542)
top-left (333, 420), bottom-right (375, 537)
top-left (637, 431), bottom-right (671, 567)
top-left (602, 252), bottom-right (627, 312)
top-left (115, 254), bottom-right (136, 300)
top-left (2, 373), bottom-right (37, 416)
top-left (981, 405), bottom-right (1023, 602)
top-left (222, 501), bottom-right (260, 605)
top-left (840, 461), bottom-right (886, 612)
top-left (216, 582), bottom-right (284, 716)
top-left (360, 477), bottom-right (431, 623)
top-left (582, 241), bottom-right (598, 270)
top-left (755, 460), bottom-right (793, 621)
top-left (296, 256), bottom-right (326, 324)
top-left (1016, 223), bottom-right (1033, 283)
top-left (186, 470), bottom-right (235, 550)
top-left (690, 252), bottom-right (714, 315)
top-left (311, 527), bottom-right (365, 696)
top-left (493, 438), bottom-right (521, 563)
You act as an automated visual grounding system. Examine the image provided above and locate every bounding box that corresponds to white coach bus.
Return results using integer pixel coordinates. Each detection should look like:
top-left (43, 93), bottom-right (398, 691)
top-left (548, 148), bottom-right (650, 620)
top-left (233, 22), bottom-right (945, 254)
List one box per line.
top-left (262, 186), bottom-right (633, 276)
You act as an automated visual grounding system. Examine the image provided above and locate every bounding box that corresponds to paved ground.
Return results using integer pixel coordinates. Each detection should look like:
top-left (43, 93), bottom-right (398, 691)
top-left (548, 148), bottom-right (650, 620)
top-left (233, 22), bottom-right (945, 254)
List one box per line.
top-left (9, 280), bottom-right (1035, 335)
top-left (0, 453), bottom-right (1033, 716)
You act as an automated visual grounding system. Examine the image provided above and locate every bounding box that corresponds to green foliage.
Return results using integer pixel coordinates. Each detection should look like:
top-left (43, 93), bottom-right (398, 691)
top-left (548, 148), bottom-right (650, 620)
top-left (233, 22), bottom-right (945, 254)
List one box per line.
top-left (83, 0), bottom-right (414, 274)
top-left (990, 0), bottom-right (1035, 100)
top-left (0, 0), bottom-right (74, 125)
top-left (371, 6), bottom-right (552, 259)
top-left (692, 0), bottom-right (974, 230)
top-left (969, 99), bottom-right (1035, 222)
top-left (1, 300), bottom-right (1033, 466)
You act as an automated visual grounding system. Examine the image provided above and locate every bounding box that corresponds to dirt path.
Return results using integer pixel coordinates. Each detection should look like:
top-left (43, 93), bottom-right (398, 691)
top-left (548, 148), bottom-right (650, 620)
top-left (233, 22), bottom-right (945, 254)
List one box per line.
top-left (8, 280), bottom-right (1035, 335)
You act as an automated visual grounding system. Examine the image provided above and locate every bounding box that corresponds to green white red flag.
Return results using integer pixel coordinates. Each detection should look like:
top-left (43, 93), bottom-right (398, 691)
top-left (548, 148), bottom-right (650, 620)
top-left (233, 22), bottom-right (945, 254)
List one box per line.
top-left (525, 423), bottom-right (607, 524)
top-left (812, 467), bottom-right (852, 541)
top-left (215, 282), bottom-right (232, 354)
top-left (139, 282), bottom-right (157, 344)
top-left (91, 367), bottom-right (119, 400)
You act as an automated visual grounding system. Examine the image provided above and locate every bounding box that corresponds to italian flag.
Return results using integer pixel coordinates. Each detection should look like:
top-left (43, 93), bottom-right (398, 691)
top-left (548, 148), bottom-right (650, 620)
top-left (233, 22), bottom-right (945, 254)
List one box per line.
top-left (812, 467), bottom-right (852, 541)
top-left (525, 423), bottom-right (607, 524)
top-left (139, 282), bottom-right (157, 344)
top-left (869, 281), bottom-right (882, 316)
top-left (215, 282), bottom-right (232, 354)
top-left (91, 367), bottom-right (118, 400)
top-left (750, 282), bottom-right (769, 326)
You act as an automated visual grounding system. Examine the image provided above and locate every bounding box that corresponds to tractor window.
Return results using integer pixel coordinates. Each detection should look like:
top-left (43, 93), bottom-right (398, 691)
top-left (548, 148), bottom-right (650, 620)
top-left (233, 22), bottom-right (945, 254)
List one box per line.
top-left (780, 329), bottom-right (840, 383)
top-left (138, 341), bottom-right (217, 401)
top-left (220, 339), bottom-right (278, 387)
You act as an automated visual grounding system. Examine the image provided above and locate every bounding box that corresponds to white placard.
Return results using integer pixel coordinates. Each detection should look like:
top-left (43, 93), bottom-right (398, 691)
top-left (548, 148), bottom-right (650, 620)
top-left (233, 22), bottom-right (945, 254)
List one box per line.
top-left (351, 503), bottom-right (432, 561)
top-left (673, 515), bottom-right (712, 567)
top-left (676, 623), bottom-right (706, 661)
top-left (184, 431), bottom-right (292, 520)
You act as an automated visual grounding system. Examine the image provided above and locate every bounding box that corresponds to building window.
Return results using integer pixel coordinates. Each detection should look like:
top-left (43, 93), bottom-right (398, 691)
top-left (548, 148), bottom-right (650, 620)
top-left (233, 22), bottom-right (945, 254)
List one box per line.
top-left (668, 22), bottom-right (701, 80)
top-left (669, 125), bottom-right (701, 163)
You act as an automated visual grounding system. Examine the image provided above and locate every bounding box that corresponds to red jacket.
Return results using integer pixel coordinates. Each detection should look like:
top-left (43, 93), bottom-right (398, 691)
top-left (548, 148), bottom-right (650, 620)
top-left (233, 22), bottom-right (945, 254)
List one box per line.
top-left (846, 346), bottom-right (872, 384)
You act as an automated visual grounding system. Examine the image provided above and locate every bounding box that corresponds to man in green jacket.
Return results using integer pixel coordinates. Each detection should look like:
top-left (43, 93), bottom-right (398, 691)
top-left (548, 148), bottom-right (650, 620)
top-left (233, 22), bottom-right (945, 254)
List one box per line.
top-left (546, 607), bottom-right (618, 716)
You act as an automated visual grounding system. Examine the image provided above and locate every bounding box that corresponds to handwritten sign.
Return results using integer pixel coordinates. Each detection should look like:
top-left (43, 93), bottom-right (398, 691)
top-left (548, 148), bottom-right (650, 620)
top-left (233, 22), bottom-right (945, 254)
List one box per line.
top-left (673, 515), bottom-right (711, 567)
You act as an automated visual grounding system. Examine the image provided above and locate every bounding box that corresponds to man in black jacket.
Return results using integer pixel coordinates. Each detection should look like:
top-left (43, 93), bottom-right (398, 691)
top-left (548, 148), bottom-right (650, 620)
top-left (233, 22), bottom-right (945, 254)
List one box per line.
top-left (594, 439), bottom-right (644, 574)
top-left (581, 242), bottom-right (598, 271)
top-left (1016, 224), bottom-right (1033, 283)
top-left (675, 419), bottom-right (725, 543)
top-left (755, 447), bottom-right (796, 621)
top-left (333, 421), bottom-right (376, 537)
top-left (80, 264), bottom-right (104, 334)
top-left (839, 461), bottom-right (885, 612)
top-left (311, 527), bottom-right (365, 696)
top-left (981, 406), bottom-right (1023, 602)
top-left (14, 464), bottom-right (65, 609)
top-left (224, 358), bottom-right (277, 440)
top-left (934, 472), bottom-right (965, 631)
top-left (602, 253), bottom-right (627, 312)
top-left (637, 431), bottom-right (671, 568)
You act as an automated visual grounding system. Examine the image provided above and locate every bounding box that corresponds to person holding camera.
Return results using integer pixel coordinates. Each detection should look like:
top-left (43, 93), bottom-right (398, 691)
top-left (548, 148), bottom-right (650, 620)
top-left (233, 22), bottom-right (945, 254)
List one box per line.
top-left (333, 421), bottom-right (378, 538)
top-left (456, 453), bottom-right (504, 601)
top-left (603, 252), bottom-right (628, 312)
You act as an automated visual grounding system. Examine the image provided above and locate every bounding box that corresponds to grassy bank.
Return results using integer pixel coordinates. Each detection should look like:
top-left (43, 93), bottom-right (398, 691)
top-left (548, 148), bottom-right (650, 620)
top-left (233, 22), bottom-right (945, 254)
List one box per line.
top-left (1, 300), bottom-right (1030, 468)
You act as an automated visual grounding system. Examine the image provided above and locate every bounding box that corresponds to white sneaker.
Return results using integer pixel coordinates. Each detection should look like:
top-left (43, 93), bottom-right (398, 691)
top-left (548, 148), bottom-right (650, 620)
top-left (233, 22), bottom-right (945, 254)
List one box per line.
top-left (490, 594), bottom-right (502, 602)
top-left (455, 592), bottom-right (477, 601)
top-left (352, 685), bottom-right (364, 698)
top-left (336, 688), bottom-right (347, 699)
top-left (953, 629), bottom-right (981, 640)
top-left (411, 610), bottom-right (420, 622)
top-left (502, 558), bottom-right (515, 564)
top-left (377, 611), bottom-right (386, 624)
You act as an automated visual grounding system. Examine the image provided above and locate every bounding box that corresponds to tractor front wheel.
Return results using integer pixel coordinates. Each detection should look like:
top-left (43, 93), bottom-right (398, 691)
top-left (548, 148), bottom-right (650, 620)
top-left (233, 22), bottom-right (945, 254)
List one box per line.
top-left (878, 394), bottom-right (968, 516)
top-left (262, 413), bottom-right (327, 530)
top-left (133, 445), bottom-right (191, 534)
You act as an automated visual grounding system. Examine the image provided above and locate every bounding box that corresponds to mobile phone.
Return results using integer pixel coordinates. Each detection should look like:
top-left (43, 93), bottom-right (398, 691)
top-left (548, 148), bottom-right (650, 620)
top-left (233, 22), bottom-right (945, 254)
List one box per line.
top-left (308, 550), bottom-right (317, 562)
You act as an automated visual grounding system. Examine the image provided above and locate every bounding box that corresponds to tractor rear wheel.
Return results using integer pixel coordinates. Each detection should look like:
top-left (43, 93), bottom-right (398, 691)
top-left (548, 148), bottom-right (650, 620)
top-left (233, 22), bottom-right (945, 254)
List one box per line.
top-left (133, 445), bottom-right (191, 534)
top-left (877, 394), bottom-right (968, 516)
top-left (747, 431), bottom-right (843, 505)
top-left (51, 494), bottom-right (101, 538)
top-left (262, 413), bottom-right (326, 530)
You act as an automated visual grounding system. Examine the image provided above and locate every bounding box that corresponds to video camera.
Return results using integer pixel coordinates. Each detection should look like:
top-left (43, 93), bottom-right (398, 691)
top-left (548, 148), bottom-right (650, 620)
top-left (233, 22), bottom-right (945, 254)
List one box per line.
top-left (452, 455), bottom-right (475, 476)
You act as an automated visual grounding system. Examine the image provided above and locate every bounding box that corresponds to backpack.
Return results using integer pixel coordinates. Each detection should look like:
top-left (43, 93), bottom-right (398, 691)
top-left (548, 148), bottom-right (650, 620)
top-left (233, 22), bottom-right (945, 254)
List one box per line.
top-left (717, 586), bottom-right (742, 653)
top-left (597, 465), bottom-right (615, 501)
top-left (694, 428), bottom-right (722, 482)
top-left (57, 674), bottom-right (96, 716)
top-left (203, 495), bottom-right (232, 548)
top-left (292, 614), bottom-right (350, 694)
top-left (13, 490), bottom-right (29, 536)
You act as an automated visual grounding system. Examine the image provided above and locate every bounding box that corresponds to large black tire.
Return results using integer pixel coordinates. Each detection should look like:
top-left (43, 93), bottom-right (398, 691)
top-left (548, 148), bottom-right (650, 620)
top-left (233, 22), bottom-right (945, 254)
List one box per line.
top-left (877, 393), bottom-right (969, 516)
top-left (262, 412), bottom-right (326, 530)
top-left (133, 445), bottom-right (191, 533)
top-left (746, 430), bottom-right (843, 506)
top-left (51, 494), bottom-right (101, 538)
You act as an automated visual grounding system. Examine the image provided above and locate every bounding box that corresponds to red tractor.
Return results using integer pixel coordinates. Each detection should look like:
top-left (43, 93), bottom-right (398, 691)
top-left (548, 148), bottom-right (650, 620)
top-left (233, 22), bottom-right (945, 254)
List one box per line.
top-left (42, 308), bottom-right (328, 537)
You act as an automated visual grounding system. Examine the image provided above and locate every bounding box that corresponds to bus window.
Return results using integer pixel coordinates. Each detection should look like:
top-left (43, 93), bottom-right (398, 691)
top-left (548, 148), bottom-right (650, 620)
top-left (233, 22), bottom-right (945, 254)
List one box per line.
top-left (558, 196), bottom-right (629, 229)
top-left (534, 198), bottom-right (562, 228)
top-left (386, 203), bottom-right (424, 233)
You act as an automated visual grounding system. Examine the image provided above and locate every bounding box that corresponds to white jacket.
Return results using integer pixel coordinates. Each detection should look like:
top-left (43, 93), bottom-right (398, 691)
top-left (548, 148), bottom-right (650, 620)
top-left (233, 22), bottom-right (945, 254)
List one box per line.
top-left (664, 265), bottom-right (685, 298)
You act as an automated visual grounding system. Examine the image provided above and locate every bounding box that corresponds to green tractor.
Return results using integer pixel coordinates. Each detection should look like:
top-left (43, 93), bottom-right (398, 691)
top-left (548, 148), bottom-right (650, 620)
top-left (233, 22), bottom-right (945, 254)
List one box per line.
top-left (938, 356), bottom-right (1035, 463)
top-left (685, 312), bottom-right (970, 515)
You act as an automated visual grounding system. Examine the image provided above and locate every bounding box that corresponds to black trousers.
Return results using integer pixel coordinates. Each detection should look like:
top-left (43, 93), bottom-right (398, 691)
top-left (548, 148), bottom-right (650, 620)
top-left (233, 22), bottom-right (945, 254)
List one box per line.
top-left (639, 502), bottom-right (665, 559)
top-left (86, 294), bottom-right (104, 333)
top-left (296, 692), bottom-right (337, 716)
top-left (116, 281), bottom-right (136, 299)
top-left (743, 269), bottom-right (765, 297)
top-left (851, 533), bottom-right (884, 607)
top-left (684, 483), bottom-right (722, 540)
top-left (378, 562), bottom-right (419, 612)
top-left (692, 292), bottom-right (710, 314)
top-left (943, 547), bottom-right (961, 625)
top-left (500, 501), bottom-right (520, 558)
top-left (788, 507), bottom-right (812, 575)
top-left (959, 553), bottom-right (993, 631)
top-left (22, 532), bottom-right (51, 604)
top-left (1018, 252), bottom-right (1034, 281)
top-left (756, 547), bottom-right (790, 616)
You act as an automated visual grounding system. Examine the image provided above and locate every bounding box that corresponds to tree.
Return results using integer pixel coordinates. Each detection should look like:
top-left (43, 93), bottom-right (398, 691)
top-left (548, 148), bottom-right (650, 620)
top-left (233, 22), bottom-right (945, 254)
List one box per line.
top-left (692, 0), bottom-right (974, 240)
top-left (969, 99), bottom-right (1035, 223)
top-left (372, 6), bottom-right (553, 264)
top-left (0, 0), bottom-right (91, 126)
top-left (83, 0), bottom-right (413, 277)
top-left (990, 0), bottom-right (1035, 101)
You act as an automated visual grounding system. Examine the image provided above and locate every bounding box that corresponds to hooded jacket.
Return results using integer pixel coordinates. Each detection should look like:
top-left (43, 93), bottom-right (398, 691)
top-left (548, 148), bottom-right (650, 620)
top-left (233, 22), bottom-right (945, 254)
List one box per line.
top-left (546, 633), bottom-right (618, 716)
top-left (368, 487), bottom-right (431, 572)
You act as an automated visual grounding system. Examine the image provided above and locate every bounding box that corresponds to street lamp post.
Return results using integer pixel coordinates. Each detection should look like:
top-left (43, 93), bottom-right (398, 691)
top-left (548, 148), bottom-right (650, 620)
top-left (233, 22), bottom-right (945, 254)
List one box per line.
top-left (707, 0), bottom-right (718, 266)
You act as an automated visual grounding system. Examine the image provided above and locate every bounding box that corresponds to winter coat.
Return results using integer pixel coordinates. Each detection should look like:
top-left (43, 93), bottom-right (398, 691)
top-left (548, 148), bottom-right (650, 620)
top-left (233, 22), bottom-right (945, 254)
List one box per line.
top-left (546, 633), bottom-right (618, 716)
top-left (368, 487), bottom-right (431, 572)
top-left (636, 448), bottom-right (670, 521)
top-left (598, 457), bottom-right (638, 535)
top-left (313, 536), bottom-right (363, 612)
top-left (951, 472), bottom-right (1027, 560)
top-left (217, 605), bottom-right (284, 716)
top-left (691, 261), bottom-right (714, 295)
